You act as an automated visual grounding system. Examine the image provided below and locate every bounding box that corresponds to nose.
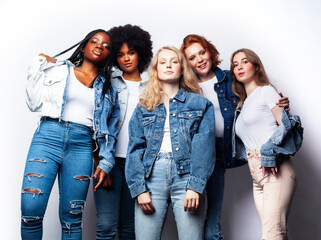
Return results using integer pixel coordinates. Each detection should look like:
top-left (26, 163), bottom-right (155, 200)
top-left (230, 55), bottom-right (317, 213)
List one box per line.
top-left (95, 42), bottom-right (103, 50)
top-left (124, 54), bottom-right (130, 61)
top-left (166, 61), bottom-right (172, 68)
top-left (196, 55), bottom-right (203, 63)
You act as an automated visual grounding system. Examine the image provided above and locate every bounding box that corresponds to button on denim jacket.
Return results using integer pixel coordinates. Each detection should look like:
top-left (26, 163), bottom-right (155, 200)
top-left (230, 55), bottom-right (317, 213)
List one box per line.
top-left (111, 68), bottom-right (148, 130)
top-left (232, 107), bottom-right (303, 167)
top-left (26, 56), bottom-right (120, 174)
top-left (213, 67), bottom-right (245, 169)
top-left (125, 88), bottom-right (216, 198)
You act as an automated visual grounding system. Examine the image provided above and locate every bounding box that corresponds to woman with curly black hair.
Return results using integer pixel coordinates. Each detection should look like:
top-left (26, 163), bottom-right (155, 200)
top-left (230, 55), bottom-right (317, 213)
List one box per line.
top-left (93, 24), bottom-right (153, 239)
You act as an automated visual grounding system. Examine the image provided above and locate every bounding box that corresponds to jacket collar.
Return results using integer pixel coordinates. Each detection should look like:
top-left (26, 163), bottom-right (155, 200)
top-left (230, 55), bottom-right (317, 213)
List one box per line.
top-left (214, 67), bottom-right (226, 83)
top-left (173, 88), bottom-right (188, 102)
top-left (112, 67), bottom-right (148, 84)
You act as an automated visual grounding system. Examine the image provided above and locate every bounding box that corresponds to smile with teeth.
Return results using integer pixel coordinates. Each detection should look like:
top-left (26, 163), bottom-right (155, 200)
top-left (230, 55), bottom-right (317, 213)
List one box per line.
top-left (198, 62), bottom-right (207, 70)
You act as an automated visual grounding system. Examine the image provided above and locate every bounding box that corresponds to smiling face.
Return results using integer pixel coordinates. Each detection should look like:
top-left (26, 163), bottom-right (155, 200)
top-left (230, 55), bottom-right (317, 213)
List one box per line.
top-left (156, 49), bottom-right (182, 84)
top-left (184, 42), bottom-right (212, 79)
top-left (232, 51), bottom-right (257, 85)
top-left (82, 32), bottom-right (111, 64)
top-left (117, 43), bottom-right (139, 75)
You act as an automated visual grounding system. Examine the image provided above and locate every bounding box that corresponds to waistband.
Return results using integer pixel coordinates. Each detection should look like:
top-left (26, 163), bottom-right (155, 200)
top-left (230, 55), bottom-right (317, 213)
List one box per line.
top-left (246, 147), bottom-right (261, 158)
top-left (40, 117), bottom-right (92, 133)
top-left (157, 152), bottom-right (173, 158)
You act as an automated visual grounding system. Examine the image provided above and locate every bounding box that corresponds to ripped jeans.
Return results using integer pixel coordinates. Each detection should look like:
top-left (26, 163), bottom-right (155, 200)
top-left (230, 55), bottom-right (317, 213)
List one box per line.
top-left (21, 118), bottom-right (93, 240)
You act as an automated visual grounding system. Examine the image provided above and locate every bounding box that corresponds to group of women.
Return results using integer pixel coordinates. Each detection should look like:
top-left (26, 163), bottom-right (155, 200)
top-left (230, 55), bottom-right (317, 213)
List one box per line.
top-left (21, 24), bottom-right (303, 240)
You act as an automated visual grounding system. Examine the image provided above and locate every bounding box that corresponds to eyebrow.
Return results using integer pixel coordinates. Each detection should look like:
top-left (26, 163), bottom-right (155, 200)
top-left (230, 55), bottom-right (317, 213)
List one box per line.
top-left (233, 57), bottom-right (247, 63)
top-left (92, 37), bottom-right (110, 44)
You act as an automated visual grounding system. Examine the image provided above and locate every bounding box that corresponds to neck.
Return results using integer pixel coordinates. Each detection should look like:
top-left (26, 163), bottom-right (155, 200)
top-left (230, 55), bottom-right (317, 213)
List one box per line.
top-left (199, 69), bottom-right (215, 82)
top-left (123, 70), bottom-right (141, 82)
top-left (161, 82), bottom-right (180, 111)
top-left (77, 60), bottom-right (99, 76)
top-left (244, 80), bottom-right (259, 98)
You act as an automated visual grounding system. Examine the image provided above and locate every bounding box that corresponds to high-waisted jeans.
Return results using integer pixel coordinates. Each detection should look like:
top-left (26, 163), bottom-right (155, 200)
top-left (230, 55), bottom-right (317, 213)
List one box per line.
top-left (21, 118), bottom-right (93, 240)
top-left (247, 148), bottom-right (297, 240)
top-left (93, 158), bottom-right (135, 240)
top-left (135, 152), bottom-right (206, 240)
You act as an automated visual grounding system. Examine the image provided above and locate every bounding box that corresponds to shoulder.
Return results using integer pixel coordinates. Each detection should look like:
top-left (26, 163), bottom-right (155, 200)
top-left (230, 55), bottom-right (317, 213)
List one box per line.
top-left (186, 92), bottom-right (213, 107)
top-left (260, 85), bottom-right (279, 97)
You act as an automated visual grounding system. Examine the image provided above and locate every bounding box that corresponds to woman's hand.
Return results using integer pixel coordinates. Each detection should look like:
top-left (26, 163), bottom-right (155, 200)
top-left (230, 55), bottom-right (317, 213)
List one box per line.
top-left (93, 167), bottom-right (107, 192)
top-left (276, 92), bottom-right (290, 111)
top-left (184, 189), bottom-right (200, 212)
top-left (261, 166), bottom-right (278, 176)
top-left (38, 53), bottom-right (57, 63)
top-left (137, 192), bottom-right (155, 215)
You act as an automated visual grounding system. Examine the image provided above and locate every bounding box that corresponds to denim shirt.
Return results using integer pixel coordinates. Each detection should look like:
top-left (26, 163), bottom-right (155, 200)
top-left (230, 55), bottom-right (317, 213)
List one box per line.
top-left (25, 56), bottom-right (120, 174)
top-left (232, 108), bottom-right (303, 167)
top-left (125, 89), bottom-right (216, 198)
top-left (213, 67), bottom-right (245, 168)
top-left (111, 68), bottom-right (148, 130)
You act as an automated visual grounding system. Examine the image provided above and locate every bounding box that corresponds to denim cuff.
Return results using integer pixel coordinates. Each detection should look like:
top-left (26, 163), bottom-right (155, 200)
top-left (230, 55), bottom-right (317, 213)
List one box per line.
top-left (97, 159), bottom-right (113, 175)
top-left (129, 180), bottom-right (149, 198)
top-left (260, 156), bottom-right (277, 167)
top-left (186, 176), bottom-right (206, 194)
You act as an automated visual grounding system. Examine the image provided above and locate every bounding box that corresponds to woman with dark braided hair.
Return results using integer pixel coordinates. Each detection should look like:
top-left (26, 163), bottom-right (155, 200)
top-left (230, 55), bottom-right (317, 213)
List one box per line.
top-left (93, 24), bottom-right (153, 240)
top-left (21, 29), bottom-right (120, 240)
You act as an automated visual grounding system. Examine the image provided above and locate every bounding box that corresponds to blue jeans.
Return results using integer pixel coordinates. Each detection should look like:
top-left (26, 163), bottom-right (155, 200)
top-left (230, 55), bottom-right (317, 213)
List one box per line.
top-left (135, 152), bottom-right (206, 240)
top-left (94, 158), bottom-right (135, 240)
top-left (204, 161), bottom-right (226, 240)
top-left (21, 118), bottom-right (93, 240)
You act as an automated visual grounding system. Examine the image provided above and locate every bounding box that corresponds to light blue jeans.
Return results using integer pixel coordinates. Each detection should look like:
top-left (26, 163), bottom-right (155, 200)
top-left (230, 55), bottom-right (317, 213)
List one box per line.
top-left (93, 158), bottom-right (135, 240)
top-left (21, 118), bottom-right (93, 240)
top-left (135, 152), bottom-right (206, 240)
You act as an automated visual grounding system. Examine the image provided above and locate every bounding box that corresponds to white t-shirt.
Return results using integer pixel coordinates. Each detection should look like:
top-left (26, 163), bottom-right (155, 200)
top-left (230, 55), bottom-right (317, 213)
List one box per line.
top-left (115, 79), bottom-right (140, 158)
top-left (159, 112), bottom-right (173, 153)
top-left (199, 76), bottom-right (224, 137)
top-left (235, 85), bottom-right (280, 151)
top-left (62, 68), bottom-right (94, 127)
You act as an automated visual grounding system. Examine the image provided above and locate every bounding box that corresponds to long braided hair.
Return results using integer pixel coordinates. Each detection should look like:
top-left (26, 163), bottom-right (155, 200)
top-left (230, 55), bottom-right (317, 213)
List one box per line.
top-left (53, 29), bottom-right (114, 94)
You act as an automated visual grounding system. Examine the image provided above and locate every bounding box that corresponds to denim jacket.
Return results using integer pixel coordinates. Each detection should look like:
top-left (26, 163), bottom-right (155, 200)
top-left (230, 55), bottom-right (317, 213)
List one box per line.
top-left (125, 89), bottom-right (216, 198)
top-left (111, 68), bottom-right (148, 130)
top-left (213, 67), bottom-right (245, 168)
top-left (232, 108), bottom-right (303, 167)
top-left (25, 56), bottom-right (120, 174)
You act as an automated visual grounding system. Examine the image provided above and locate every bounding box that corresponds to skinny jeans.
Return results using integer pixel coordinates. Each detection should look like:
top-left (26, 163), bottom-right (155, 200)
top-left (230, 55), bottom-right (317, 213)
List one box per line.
top-left (21, 118), bottom-right (93, 240)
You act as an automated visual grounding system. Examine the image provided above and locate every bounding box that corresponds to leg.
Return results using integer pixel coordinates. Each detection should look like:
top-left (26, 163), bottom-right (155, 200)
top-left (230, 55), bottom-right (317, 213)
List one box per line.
top-left (21, 121), bottom-right (63, 240)
top-left (118, 160), bottom-right (135, 240)
top-left (261, 158), bottom-right (297, 240)
top-left (94, 160), bottom-right (123, 240)
top-left (204, 162), bottom-right (226, 240)
top-left (135, 154), bottom-right (170, 240)
top-left (58, 124), bottom-right (93, 240)
top-left (170, 156), bottom-right (206, 240)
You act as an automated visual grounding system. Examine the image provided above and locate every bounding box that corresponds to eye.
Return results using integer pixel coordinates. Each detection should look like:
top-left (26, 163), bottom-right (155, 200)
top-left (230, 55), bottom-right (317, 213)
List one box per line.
top-left (117, 53), bottom-right (124, 58)
top-left (233, 63), bottom-right (238, 68)
top-left (160, 60), bottom-right (165, 64)
top-left (91, 40), bottom-right (97, 44)
top-left (103, 43), bottom-right (110, 49)
top-left (129, 50), bottom-right (136, 55)
top-left (172, 59), bottom-right (178, 64)
top-left (200, 50), bottom-right (206, 55)
top-left (188, 56), bottom-right (195, 61)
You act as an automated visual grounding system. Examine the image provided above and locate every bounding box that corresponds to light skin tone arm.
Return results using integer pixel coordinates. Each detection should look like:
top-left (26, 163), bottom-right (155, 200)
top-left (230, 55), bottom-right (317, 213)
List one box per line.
top-left (184, 189), bottom-right (200, 212)
top-left (261, 105), bottom-right (283, 176)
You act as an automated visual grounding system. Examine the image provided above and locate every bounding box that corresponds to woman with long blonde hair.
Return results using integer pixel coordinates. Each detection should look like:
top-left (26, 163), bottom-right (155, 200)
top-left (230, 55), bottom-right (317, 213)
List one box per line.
top-left (125, 46), bottom-right (215, 240)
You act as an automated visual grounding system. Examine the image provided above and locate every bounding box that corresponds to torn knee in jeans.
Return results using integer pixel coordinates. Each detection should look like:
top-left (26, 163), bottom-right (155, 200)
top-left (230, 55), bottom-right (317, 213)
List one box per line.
top-left (28, 158), bottom-right (46, 163)
top-left (25, 173), bottom-right (43, 181)
top-left (70, 200), bottom-right (85, 215)
top-left (74, 175), bottom-right (90, 183)
top-left (63, 221), bottom-right (82, 234)
top-left (21, 216), bottom-right (42, 223)
top-left (22, 188), bottom-right (43, 198)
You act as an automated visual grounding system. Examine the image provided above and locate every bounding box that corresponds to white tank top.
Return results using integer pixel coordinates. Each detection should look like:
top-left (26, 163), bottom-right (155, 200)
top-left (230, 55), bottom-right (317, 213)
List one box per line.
top-left (62, 68), bottom-right (95, 128)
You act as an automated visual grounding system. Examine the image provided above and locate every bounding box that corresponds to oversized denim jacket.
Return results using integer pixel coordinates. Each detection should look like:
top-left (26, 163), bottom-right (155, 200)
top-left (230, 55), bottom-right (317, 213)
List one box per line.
top-left (111, 68), bottom-right (148, 130)
top-left (212, 67), bottom-right (246, 168)
top-left (125, 89), bottom-right (216, 198)
top-left (25, 56), bottom-right (120, 174)
top-left (232, 108), bottom-right (303, 167)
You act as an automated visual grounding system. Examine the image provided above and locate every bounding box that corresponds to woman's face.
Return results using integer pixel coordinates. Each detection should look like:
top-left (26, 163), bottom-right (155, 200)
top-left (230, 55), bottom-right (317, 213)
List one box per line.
top-left (117, 43), bottom-right (139, 74)
top-left (232, 52), bottom-right (257, 84)
top-left (82, 32), bottom-right (111, 64)
top-left (157, 49), bottom-right (182, 84)
top-left (184, 43), bottom-right (212, 78)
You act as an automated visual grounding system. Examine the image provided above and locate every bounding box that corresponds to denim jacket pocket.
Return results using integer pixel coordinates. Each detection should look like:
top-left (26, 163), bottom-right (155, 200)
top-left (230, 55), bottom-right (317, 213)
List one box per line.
top-left (43, 75), bottom-right (64, 86)
top-left (178, 110), bottom-right (202, 134)
top-left (141, 115), bottom-right (156, 140)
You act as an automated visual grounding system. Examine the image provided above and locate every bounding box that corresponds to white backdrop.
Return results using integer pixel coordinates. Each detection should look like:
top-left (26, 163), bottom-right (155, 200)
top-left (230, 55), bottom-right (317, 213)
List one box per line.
top-left (1, 0), bottom-right (320, 239)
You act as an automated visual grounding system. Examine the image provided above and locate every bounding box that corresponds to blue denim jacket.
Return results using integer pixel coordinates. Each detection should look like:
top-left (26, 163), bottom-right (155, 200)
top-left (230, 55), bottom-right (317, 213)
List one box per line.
top-left (25, 56), bottom-right (120, 174)
top-left (125, 89), bottom-right (216, 198)
top-left (111, 68), bottom-right (148, 130)
top-left (213, 67), bottom-right (245, 168)
top-left (232, 108), bottom-right (303, 167)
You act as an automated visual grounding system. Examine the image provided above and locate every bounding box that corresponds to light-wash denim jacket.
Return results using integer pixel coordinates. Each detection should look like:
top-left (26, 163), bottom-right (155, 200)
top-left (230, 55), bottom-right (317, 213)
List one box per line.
top-left (232, 108), bottom-right (303, 167)
top-left (212, 67), bottom-right (246, 169)
top-left (125, 88), bottom-right (216, 198)
top-left (111, 68), bottom-right (148, 130)
top-left (25, 56), bottom-right (120, 174)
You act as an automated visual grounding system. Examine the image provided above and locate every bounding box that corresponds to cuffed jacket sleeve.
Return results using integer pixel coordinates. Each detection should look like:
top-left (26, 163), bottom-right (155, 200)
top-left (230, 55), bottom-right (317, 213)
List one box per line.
top-left (125, 107), bottom-right (149, 198)
top-left (186, 101), bottom-right (216, 194)
top-left (97, 89), bottom-right (120, 174)
top-left (260, 109), bottom-right (303, 167)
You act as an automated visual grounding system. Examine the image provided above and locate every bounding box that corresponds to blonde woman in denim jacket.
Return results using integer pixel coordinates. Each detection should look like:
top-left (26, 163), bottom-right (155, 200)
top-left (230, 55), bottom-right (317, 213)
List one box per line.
top-left (125, 46), bottom-right (215, 240)
top-left (230, 48), bottom-right (302, 240)
top-left (21, 29), bottom-right (120, 240)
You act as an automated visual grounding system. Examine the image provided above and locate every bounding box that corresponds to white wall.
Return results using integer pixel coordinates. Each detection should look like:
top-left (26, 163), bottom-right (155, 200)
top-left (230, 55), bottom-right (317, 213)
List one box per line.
top-left (1, 0), bottom-right (320, 239)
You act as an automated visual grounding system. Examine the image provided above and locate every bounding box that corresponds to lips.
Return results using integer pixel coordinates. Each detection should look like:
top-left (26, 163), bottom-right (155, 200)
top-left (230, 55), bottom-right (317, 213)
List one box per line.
top-left (198, 62), bottom-right (207, 70)
top-left (238, 72), bottom-right (245, 77)
top-left (124, 63), bottom-right (132, 68)
top-left (164, 71), bottom-right (174, 74)
top-left (92, 50), bottom-right (102, 56)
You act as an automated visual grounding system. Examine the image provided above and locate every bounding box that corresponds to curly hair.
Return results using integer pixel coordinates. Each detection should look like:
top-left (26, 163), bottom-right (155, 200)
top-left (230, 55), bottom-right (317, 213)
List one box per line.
top-left (180, 34), bottom-right (222, 70)
top-left (108, 24), bottom-right (153, 73)
top-left (140, 46), bottom-right (200, 111)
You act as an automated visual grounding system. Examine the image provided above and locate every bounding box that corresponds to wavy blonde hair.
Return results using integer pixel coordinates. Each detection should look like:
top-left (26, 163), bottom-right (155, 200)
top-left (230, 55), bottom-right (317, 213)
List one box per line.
top-left (140, 46), bottom-right (200, 111)
top-left (230, 48), bottom-right (273, 109)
